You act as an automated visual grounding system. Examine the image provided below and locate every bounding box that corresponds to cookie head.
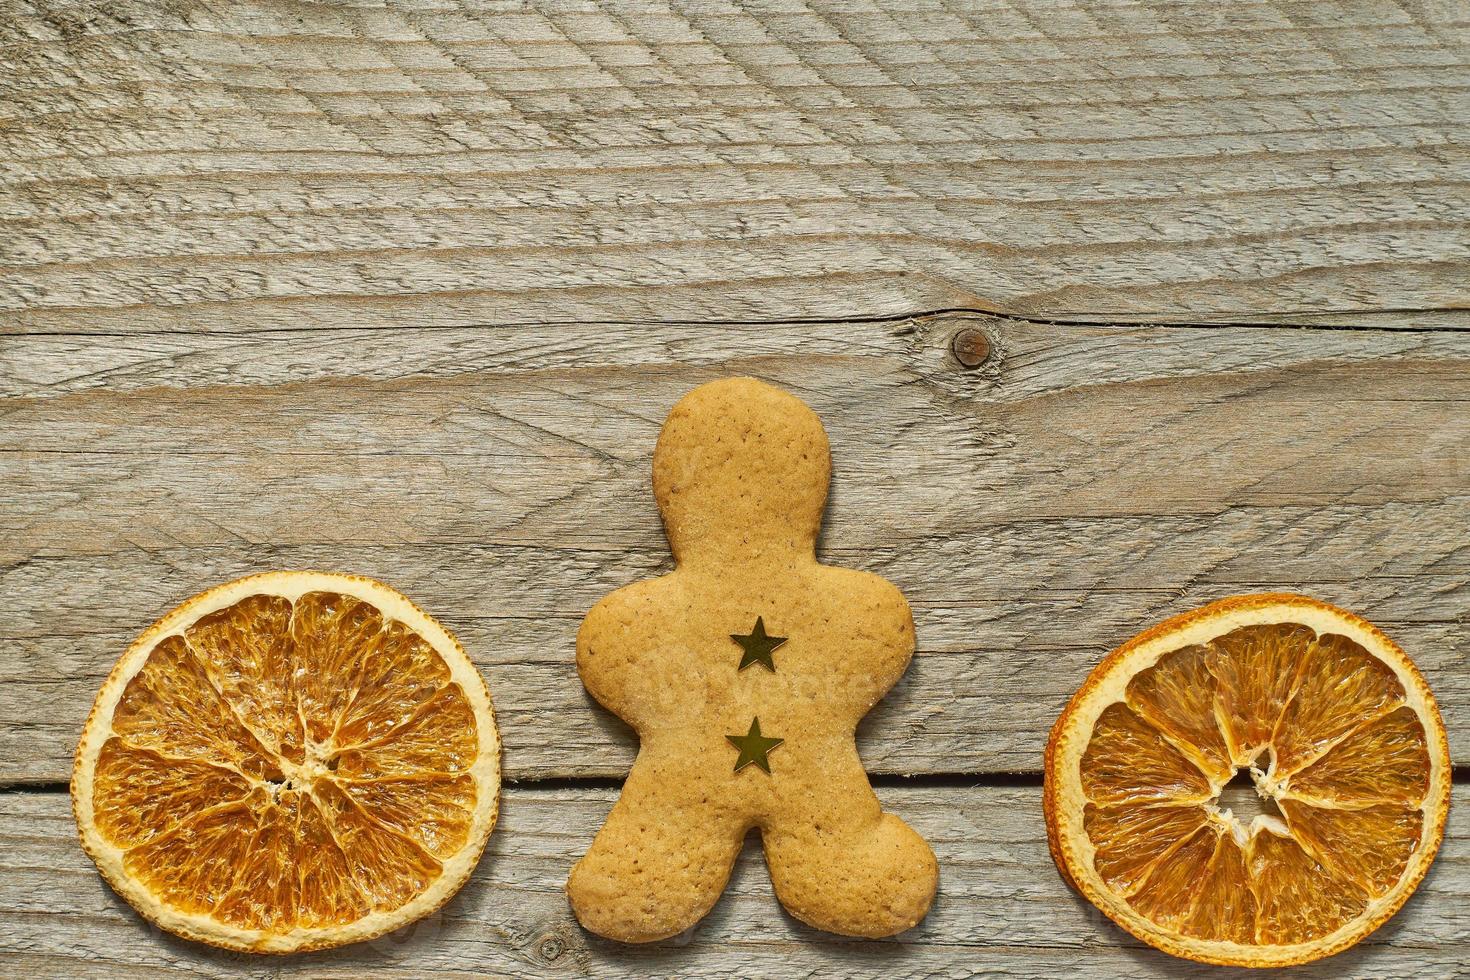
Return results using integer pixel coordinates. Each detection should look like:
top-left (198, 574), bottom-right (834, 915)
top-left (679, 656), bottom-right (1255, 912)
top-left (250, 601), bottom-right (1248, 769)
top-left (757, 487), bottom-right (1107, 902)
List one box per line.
top-left (652, 377), bottom-right (831, 563)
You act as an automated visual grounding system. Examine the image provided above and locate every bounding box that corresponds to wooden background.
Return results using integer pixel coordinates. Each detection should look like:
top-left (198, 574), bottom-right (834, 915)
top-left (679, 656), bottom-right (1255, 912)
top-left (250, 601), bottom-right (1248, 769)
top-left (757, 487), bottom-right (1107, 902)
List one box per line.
top-left (2, 0), bottom-right (1468, 976)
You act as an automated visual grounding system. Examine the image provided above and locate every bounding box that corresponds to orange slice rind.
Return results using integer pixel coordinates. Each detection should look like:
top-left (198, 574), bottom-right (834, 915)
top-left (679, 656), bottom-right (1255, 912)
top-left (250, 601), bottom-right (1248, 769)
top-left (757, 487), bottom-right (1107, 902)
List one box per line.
top-left (1045, 593), bottom-right (1449, 968)
top-left (72, 571), bottom-right (500, 953)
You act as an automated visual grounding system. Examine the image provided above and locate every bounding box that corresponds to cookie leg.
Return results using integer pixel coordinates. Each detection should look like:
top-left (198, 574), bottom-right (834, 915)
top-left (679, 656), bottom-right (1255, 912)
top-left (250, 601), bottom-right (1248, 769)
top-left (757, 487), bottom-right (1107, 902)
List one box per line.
top-left (762, 779), bottom-right (938, 938)
top-left (567, 761), bottom-right (745, 942)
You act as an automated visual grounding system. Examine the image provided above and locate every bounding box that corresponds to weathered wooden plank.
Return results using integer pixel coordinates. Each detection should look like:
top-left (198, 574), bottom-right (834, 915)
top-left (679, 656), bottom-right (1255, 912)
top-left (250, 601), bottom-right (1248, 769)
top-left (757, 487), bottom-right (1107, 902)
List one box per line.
top-left (2, 0), bottom-right (1469, 330)
top-left (3, 314), bottom-right (1467, 782)
top-left (1, 784), bottom-right (1467, 978)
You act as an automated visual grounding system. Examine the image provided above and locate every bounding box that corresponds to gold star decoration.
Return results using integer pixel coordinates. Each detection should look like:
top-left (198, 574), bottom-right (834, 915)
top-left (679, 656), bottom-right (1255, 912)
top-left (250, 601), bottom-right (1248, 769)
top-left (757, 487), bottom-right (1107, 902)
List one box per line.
top-left (730, 616), bottom-right (787, 672)
top-left (726, 717), bottom-right (784, 774)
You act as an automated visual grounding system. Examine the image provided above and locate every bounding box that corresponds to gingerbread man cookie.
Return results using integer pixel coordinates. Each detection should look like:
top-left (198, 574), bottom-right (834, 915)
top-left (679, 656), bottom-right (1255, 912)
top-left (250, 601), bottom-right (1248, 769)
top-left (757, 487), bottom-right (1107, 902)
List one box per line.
top-left (567, 377), bottom-right (938, 942)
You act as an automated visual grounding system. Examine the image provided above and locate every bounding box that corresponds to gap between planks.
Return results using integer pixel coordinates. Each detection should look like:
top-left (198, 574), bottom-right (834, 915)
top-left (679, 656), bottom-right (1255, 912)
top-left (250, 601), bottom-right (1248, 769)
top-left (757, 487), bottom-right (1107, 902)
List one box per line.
top-left (4, 305), bottom-right (1470, 339)
top-left (8, 766), bottom-right (1470, 796)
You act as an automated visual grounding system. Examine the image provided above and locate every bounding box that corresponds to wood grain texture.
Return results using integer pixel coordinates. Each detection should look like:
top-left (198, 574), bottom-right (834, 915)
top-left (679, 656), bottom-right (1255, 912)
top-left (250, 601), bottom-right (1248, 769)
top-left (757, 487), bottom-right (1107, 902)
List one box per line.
top-left (5, 2), bottom-right (1468, 975)
top-left (3, 0), bottom-right (1469, 330)
top-left (4, 313), bottom-right (1467, 783)
top-left (3, 784), bottom-right (1468, 978)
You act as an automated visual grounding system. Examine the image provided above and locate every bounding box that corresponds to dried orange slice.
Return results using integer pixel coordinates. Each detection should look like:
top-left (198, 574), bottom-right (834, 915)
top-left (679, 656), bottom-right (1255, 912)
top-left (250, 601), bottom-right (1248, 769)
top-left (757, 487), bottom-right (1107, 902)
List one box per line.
top-left (1045, 594), bottom-right (1449, 967)
top-left (72, 571), bottom-right (500, 953)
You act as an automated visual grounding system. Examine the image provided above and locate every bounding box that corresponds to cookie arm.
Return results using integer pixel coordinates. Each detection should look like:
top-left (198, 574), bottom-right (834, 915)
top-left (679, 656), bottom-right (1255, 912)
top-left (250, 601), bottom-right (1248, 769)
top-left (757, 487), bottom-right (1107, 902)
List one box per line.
top-left (829, 570), bottom-right (918, 711)
top-left (575, 581), bottom-right (672, 729)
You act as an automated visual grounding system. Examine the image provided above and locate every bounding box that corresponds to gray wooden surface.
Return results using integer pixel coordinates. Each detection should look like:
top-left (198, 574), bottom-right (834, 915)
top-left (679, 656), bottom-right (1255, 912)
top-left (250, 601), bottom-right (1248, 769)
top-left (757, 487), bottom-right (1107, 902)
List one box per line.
top-left (2, 0), bottom-right (1469, 977)
top-left (3, 0), bottom-right (1469, 330)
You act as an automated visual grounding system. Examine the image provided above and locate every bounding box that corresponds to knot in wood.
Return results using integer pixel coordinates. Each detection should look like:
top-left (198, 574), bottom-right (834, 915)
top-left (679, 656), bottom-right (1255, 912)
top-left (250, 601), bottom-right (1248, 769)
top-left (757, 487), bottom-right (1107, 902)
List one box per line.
top-left (950, 327), bottom-right (992, 368)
